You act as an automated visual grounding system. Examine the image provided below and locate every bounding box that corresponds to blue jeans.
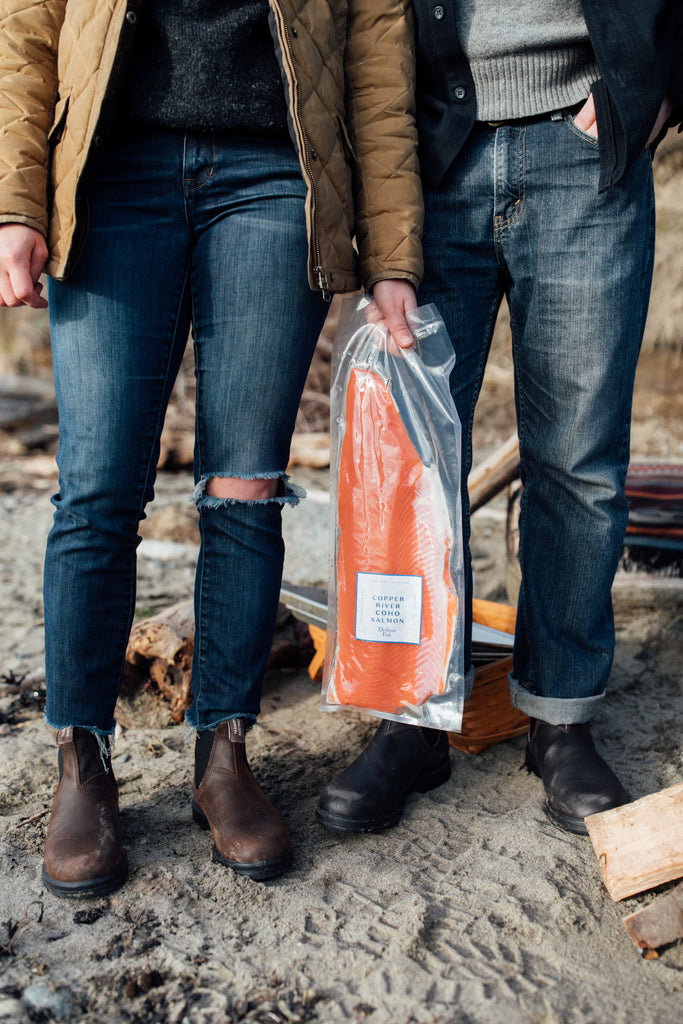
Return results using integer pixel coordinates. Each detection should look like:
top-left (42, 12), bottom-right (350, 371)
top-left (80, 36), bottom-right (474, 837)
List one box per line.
top-left (44, 125), bottom-right (326, 734)
top-left (419, 111), bottom-right (655, 724)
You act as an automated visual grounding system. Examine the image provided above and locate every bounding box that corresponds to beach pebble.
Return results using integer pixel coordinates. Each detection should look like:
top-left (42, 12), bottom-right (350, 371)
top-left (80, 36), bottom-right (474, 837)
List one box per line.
top-left (21, 669), bottom-right (46, 689)
top-left (21, 980), bottom-right (72, 1020)
top-left (0, 997), bottom-right (30, 1022)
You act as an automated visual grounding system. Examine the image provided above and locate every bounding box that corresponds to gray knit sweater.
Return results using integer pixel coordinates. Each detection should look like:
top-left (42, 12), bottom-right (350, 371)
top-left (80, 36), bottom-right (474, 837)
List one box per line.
top-left (453, 0), bottom-right (600, 120)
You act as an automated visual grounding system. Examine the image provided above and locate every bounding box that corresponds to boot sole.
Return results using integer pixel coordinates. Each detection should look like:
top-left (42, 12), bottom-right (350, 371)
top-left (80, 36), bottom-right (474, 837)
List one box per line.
top-left (192, 802), bottom-right (292, 881)
top-left (314, 805), bottom-right (402, 834)
top-left (315, 759), bottom-right (452, 835)
top-left (41, 859), bottom-right (128, 900)
top-left (544, 802), bottom-right (588, 835)
top-left (524, 750), bottom-right (588, 835)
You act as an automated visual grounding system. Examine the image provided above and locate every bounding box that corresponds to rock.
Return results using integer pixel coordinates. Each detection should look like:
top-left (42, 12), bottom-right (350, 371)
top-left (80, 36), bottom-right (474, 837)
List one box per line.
top-left (21, 981), bottom-right (73, 1020)
top-left (0, 997), bottom-right (30, 1022)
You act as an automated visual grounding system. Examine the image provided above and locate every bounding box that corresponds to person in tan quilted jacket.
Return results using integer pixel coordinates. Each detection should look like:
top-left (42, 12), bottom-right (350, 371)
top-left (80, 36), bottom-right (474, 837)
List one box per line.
top-left (0, 0), bottom-right (422, 898)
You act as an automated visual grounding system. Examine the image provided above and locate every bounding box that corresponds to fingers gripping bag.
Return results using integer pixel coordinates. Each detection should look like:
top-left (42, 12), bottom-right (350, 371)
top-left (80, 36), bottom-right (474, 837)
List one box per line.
top-left (321, 296), bottom-right (466, 731)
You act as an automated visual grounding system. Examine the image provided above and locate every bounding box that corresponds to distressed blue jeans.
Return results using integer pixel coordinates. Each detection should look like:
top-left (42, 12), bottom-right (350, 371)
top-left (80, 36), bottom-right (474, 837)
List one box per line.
top-left (419, 110), bottom-right (655, 724)
top-left (44, 125), bottom-right (326, 734)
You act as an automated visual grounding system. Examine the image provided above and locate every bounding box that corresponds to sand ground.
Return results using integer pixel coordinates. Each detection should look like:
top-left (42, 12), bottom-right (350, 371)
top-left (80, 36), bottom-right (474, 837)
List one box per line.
top-left (0, 449), bottom-right (681, 1024)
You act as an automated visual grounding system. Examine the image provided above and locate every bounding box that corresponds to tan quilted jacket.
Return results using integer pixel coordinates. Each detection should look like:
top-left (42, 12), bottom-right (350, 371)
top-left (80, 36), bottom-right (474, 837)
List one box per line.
top-left (0, 0), bottom-right (422, 291)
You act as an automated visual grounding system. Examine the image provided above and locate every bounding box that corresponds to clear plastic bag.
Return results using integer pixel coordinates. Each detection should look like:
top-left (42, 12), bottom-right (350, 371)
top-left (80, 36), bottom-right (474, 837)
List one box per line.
top-left (321, 296), bottom-right (466, 730)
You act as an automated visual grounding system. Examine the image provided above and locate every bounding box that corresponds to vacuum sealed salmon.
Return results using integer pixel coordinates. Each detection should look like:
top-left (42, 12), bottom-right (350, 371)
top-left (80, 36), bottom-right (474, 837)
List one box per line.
top-left (321, 297), bottom-right (466, 730)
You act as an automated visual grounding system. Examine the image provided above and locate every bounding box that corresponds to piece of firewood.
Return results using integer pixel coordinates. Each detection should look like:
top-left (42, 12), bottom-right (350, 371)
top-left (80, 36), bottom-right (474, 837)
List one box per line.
top-left (622, 881), bottom-right (683, 954)
top-left (468, 432), bottom-right (520, 513)
top-left (585, 782), bottom-right (683, 901)
top-left (472, 597), bottom-right (516, 634)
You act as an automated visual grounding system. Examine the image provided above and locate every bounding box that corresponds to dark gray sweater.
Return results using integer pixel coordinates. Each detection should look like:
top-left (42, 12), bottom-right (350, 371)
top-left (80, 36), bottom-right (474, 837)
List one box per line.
top-left (123, 0), bottom-right (288, 134)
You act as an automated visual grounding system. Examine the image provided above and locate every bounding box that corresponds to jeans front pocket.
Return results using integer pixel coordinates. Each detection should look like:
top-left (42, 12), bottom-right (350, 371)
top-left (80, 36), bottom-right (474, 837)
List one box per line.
top-left (563, 111), bottom-right (600, 148)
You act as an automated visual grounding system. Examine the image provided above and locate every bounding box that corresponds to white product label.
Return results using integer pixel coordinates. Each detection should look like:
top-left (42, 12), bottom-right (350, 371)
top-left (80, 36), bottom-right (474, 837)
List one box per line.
top-left (354, 572), bottom-right (423, 644)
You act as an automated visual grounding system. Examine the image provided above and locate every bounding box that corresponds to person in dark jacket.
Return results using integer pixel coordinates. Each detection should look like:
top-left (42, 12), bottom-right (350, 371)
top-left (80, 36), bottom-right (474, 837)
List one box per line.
top-left (319, 0), bottom-right (683, 837)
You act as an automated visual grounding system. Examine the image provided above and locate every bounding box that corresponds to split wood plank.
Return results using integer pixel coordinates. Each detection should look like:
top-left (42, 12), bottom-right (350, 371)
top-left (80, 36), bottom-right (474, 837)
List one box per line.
top-left (622, 880), bottom-right (683, 953)
top-left (585, 782), bottom-right (683, 901)
top-left (468, 432), bottom-right (520, 513)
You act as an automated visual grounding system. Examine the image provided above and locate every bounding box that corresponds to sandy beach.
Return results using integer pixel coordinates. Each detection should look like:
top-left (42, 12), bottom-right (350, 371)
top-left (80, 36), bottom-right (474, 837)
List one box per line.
top-left (0, 445), bottom-right (681, 1024)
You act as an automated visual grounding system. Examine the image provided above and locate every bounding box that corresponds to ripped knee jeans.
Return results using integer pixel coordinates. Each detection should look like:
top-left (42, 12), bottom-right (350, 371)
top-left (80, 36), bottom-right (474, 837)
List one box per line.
top-left (43, 125), bottom-right (326, 734)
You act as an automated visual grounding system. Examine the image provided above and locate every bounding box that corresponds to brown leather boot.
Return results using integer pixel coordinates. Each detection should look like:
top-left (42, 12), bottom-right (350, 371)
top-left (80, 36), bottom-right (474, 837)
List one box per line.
top-left (192, 720), bottom-right (292, 881)
top-left (42, 727), bottom-right (127, 899)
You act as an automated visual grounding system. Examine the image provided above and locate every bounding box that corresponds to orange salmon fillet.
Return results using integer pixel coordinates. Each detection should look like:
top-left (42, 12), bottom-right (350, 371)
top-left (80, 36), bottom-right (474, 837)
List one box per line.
top-left (328, 366), bottom-right (458, 715)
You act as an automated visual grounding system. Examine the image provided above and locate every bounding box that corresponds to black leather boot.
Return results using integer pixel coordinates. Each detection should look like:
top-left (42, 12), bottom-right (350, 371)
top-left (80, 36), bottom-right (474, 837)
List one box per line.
top-left (524, 718), bottom-right (630, 835)
top-left (316, 719), bottom-right (451, 833)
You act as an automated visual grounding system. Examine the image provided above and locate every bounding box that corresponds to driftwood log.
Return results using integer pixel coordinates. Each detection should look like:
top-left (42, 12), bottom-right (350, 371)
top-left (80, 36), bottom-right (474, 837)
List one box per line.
top-left (0, 374), bottom-right (58, 450)
top-left (124, 601), bottom-right (195, 722)
top-left (0, 375), bottom-right (57, 430)
top-left (124, 599), bottom-right (314, 722)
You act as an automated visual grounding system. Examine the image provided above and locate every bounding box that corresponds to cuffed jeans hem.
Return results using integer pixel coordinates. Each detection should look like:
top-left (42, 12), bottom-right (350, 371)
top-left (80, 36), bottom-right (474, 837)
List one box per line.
top-left (43, 713), bottom-right (116, 737)
top-left (464, 664), bottom-right (475, 701)
top-left (508, 676), bottom-right (605, 725)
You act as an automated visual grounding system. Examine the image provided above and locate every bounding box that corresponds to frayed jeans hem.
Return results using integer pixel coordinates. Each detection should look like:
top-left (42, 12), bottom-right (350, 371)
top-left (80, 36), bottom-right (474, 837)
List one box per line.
top-left (43, 713), bottom-right (116, 738)
top-left (183, 713), bottom-right (257, 743)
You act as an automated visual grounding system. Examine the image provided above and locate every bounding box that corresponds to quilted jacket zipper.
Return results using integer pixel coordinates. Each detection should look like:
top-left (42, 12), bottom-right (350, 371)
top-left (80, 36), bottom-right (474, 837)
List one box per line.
top-left (270, 1), bottom-right (330, 299)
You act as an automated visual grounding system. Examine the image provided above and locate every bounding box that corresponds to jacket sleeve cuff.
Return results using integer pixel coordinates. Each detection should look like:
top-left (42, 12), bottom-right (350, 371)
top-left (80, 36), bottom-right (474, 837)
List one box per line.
top-left (0, 214), bottom-right (48, 237)
top-left (363, 269), bottom-right (422, 295)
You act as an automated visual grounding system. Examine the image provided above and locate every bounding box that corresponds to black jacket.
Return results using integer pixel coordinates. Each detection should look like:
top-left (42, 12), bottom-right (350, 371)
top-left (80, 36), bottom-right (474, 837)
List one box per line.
top-left (412, 0), bottom-right (683, 190)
